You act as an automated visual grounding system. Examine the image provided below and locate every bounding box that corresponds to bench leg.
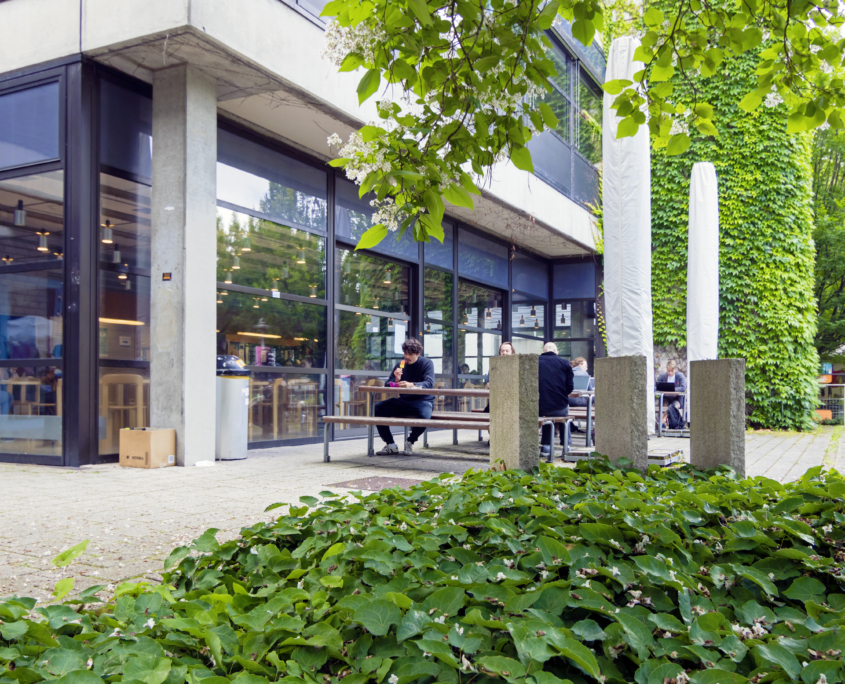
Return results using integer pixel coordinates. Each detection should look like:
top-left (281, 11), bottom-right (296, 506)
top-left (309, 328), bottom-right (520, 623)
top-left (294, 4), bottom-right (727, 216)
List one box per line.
top-left (367, 394), bottom-right (374, 456)
top-left (404, 426), bottom-right (408, 445)
top-left (544, 421), bottom-right (554, 463)
top-left (586, 395), bottom-right (594, 448)
top-left (478, 429), bottom-right (482, 442)
top-left (453, 429), bottom-right (458, 446)
top-left (324, 422), bottom-right (330, 463)
top-left (563, 420), bottom-right (571, 458)
top-left (424, 430), bottom-right (428, 448)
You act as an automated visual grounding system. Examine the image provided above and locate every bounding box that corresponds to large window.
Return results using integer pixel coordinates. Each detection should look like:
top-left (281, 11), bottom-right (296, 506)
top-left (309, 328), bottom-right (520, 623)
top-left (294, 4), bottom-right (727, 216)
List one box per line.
top-left (217, 127), bottom-right (330, 446)
top-left (457, 281), bottom-right (502, 392)
top-left (98, 79), bottom-right (154, 455)
top-left (458, 229), bottom-right (508, 285)
top-left (0, 82), bottom-right (60, 172)
top-left (0, 169), bottom-right (64, 458)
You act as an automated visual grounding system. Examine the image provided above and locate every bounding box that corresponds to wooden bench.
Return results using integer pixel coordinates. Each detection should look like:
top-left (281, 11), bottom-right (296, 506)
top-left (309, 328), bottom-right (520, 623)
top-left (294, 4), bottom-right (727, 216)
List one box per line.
top-left (321, 414), bottom-right (574, 463)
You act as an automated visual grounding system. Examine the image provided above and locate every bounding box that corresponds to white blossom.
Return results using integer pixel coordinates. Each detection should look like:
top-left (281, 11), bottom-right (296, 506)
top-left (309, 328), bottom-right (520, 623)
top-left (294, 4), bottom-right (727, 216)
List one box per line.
top-left (399, 522), bottom-right (408, 531)
top-left (764, 92), bottom-right (784, 108)
top-left (297, 580), bottom-right (304, 589)
top-left (250, 547), bottom-right (259, 555)
top-left (389, 675), bottom-right (399, 684)
top-left (541, 570), bottom-right (549, 579)
top-left (434, 615), bottom-right (446, 624)
top-left (495, 572), bottom-right (507, 582)
top-left (321, 20), bottom-right (387, 66)
top-left (144, 618), bottom-right (155, 630)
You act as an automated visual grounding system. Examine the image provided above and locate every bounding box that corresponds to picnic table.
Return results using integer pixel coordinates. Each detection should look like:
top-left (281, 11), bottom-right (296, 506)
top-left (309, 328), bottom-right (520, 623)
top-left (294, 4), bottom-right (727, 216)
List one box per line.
top-left (655, 390), bottom-right (688, 437)
top-left (321, 385), bottom-right (574, 463)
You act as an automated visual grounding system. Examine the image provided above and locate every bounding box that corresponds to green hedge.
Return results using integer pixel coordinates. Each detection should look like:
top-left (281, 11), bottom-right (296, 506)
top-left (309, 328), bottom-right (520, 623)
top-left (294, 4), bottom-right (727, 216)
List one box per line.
top-left (2, 460), bottom-right (845, 684)
top-left (651, 52), bottom-right (819, 430)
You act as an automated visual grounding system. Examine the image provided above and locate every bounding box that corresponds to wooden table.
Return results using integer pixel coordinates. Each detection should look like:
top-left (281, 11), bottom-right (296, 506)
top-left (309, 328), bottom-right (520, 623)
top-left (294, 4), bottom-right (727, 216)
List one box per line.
top-left (358, 385), bottom-right (489, 455)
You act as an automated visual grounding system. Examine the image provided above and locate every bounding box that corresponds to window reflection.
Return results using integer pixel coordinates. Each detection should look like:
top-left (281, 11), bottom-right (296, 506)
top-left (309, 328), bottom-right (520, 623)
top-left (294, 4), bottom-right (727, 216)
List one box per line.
top-left (249, 372), bottom-right (325, 443)
top-left (337, 248), bottom-right (410, 314)
top-left (217, 290), bottom-right (326, 368)
top-left (555, 301), bottom-right (596, 339)
top-left (458, 280), bottom-right (503, 330)
top-left (0, 171), bottom-right (64, 264)
top-left (98, 367), bottom-right (149, 455)
top-left (0, 365), bottom-right (62, 456)
top-left (512, 299), bottom-right (545, 338)
top-left (0, 82), bottom-right (60, 171)
top-left (513, 337), bottom-right (544, 354)
top-left (0, 270), bottom-right (62, 360)
top-left (336, 310), bottom-right (406, 371)
top-left (577, 74), bottom-right (602, 165)
top-left (457, 330), bottom-right (502, 385)
top-left (99, 174), bottom-right (151, 269)
top-left (458, 229), bottom-right (508, 284)
top-left (217, 208), bottom-right (326, 298)
top-left (98, 272), bottom-right (150, 361)
top-left (424, 222), bottom-right (453, 270)
top-left (424, 269), bottom-right (453, 374)
top-left (217, 128), bottom-right (327, 233)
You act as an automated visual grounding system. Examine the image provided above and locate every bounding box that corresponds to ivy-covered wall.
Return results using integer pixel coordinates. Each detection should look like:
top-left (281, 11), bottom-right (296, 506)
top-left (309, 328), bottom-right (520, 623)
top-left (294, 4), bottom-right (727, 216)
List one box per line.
top-left (651, 51), bottom-right (819, 430)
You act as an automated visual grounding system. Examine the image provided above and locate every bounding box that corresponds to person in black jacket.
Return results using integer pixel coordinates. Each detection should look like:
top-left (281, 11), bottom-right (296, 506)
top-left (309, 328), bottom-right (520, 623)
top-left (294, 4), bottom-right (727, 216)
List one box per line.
top-left (538, 342), bottom-right (575, 455)
top-left (374, 338), bottom-right (435, 456)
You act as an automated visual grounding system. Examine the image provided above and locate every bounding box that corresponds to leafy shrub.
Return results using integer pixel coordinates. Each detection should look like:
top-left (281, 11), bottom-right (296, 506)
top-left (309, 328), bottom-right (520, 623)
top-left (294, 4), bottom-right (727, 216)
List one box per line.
top-left (2, 461), bottom-right (845, 684)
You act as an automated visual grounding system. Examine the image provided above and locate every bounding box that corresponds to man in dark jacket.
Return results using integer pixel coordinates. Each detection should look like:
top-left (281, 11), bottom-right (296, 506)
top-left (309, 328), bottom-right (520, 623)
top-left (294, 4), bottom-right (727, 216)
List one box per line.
top-left (538, 342), bottom-right (575, 455)
top-left (374, 338), bottom-right (435, 456)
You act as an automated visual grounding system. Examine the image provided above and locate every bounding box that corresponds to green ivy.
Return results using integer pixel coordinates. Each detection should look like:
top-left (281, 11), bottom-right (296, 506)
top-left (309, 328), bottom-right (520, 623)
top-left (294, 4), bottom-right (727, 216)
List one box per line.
top-left (651, 51), bottom-right (819, 430)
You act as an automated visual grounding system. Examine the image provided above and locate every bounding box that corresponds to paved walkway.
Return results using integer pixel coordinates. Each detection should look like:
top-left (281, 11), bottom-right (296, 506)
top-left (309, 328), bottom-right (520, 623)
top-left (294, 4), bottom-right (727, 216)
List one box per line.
top-left (1, 426), bottom-right (842, 604)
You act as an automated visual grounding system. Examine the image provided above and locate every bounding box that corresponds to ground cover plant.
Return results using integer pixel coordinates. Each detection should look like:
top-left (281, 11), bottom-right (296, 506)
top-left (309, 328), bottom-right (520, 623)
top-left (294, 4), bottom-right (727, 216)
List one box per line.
top-left (2, 460), bottom-right (845, 684)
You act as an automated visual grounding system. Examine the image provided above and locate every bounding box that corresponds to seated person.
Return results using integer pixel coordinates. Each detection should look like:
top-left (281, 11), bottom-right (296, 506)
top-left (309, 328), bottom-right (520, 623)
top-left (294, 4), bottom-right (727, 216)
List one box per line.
top-left (375, 338), bottom-right (435, 456)
top-left (483, 341), bottom-right (516, 413)
top-left (568, 357), bottom-right (592, 408)
top-left (538, 342), bottom-right (574, 455)
top-left (656, 359), bottom-right (686, 423)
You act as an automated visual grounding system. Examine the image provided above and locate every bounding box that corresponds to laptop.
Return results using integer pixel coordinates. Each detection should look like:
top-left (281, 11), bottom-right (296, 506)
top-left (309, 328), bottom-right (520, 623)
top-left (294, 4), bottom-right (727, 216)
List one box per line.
top-left (655, 382), bottom-right (676, 392)
top-left (572, 375), bottom-right (592, 391)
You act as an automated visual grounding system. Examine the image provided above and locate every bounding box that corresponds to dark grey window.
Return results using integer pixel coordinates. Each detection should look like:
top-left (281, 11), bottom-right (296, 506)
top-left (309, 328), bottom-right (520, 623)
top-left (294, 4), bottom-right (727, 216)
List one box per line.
top-left (424, 221), bottom-right (454, 270)
top-left (513, 252), bottom-right (549, 299)
top-left (100, 80), bottom-right (152, 181)
top-left (458, 229), bottom-right (508, 285)
top-left (553, 262), bottom-right (596, 299)
top-left (0, 82), bottom-right (60, 171)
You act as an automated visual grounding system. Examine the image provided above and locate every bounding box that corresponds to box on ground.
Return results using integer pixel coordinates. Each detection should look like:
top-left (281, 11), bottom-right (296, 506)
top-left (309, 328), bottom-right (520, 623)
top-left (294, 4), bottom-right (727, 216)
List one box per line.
top-left (119, 428), bottom-right (176, 468)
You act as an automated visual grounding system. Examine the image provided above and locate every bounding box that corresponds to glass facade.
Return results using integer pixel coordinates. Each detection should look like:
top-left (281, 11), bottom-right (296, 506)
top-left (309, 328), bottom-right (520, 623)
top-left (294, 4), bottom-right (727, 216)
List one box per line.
top-left (0, 61), bottom-right (600, 464)
top-left (529, 34), bottom-right (602, 207)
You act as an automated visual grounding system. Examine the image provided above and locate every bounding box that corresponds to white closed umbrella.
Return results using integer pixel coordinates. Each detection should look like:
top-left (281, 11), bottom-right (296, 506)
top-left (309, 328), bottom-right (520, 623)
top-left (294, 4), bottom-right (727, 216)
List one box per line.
top-left (602, 36), bottom-right (655, 434)
top-left (686, 162), bottom-right (720, 411)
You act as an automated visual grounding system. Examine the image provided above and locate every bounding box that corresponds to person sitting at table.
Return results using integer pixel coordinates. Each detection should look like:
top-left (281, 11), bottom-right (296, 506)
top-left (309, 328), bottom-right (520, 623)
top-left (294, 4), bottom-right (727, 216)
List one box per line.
top-left (482, 341), bottom-right (516, 413)
top-left (656, 359), bottom-right (686, 419)
top-left (568, 357), bottom-right (591, 408)
top-left (375, 337), bottom-right (435, 456)
top-left (539, 342), bottom-right (574, 457)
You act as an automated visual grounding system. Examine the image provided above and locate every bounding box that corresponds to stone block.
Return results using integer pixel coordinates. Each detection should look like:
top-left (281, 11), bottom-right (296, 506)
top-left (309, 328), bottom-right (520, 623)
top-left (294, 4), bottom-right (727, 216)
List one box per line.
top-left (690, 359), bottom-right (746, 477)
top-left (490, 354), bottom-right (539, 471)
top-left (595, 355), bottom-right (648, 470)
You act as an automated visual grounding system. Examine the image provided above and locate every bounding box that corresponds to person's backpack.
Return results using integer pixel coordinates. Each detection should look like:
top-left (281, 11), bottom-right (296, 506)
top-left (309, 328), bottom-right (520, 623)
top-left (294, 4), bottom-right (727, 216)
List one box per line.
top-left (667, 404), bottom-right (685, 430)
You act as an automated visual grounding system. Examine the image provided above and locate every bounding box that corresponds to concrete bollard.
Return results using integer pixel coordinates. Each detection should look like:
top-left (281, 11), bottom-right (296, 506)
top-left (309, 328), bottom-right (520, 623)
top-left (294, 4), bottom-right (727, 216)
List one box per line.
top-left (490, 354), bottom-right (539, 471)
top-left (690, 359), bottom-right (746, 477)
top-left (595, 355), bottom-right (648, 471)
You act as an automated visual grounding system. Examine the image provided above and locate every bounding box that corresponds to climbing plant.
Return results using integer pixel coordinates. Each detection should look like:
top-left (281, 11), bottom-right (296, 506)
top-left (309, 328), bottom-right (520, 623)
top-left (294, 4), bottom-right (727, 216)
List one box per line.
top-left (650, 50), bottom-right (819, 430)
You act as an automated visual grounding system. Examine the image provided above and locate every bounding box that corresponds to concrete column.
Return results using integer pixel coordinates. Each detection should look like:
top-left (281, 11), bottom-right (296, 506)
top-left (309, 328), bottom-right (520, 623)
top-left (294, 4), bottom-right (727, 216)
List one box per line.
top-left (150, 65), bottom-right (217, 466)
top-left (490, 354), bottom-right (539, 471)
top-left (595, 355), bottom-right (648, 470)
top-left (690, 359), bottom-right (746, 476)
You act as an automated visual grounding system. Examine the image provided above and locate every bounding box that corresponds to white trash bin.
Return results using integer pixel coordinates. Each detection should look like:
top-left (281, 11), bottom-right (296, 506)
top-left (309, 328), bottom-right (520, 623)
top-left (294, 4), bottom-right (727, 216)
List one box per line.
top-left (215, 356), bottom-right (250, 461)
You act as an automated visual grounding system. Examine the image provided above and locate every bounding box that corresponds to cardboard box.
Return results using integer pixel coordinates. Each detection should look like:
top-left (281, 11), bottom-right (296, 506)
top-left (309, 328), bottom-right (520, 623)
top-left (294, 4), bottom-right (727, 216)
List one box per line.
top-left (119, 428), bottom-right (176, 468)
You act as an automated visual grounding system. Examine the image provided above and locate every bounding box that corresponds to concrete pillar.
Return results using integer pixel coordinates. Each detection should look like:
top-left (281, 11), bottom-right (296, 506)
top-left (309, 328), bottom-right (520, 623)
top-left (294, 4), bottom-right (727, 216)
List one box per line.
top-left (490, 354), bottom-right (539, 471)
top-left (150, 64), bottom-right (217, 466)
top-left (595, 355), bottom-right (648, 470)
top-left (690, 359), bottom-right (746, 477)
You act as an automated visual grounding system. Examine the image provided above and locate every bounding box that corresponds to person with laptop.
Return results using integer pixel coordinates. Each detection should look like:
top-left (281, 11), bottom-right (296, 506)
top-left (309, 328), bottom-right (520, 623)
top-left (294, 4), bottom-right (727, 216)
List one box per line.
top-left (655, 359), bottom-right (686, 427)
top-left (568, 357), bottom-right (593, 408)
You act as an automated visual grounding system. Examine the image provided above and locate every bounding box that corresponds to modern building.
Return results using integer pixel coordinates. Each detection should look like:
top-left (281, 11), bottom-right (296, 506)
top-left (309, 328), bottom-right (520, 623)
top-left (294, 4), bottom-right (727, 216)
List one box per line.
top-left (0, 0), bottom-right (603, 466)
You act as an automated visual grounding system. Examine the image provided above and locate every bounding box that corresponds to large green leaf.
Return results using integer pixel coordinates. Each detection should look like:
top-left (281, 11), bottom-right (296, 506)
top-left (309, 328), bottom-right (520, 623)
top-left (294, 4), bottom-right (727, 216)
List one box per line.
top-left (783, 577), bottom-right (826, 603)
top-left (52, 540), bottom-right (89, 568)
top-left (353, 599), bottom-right (402, 636)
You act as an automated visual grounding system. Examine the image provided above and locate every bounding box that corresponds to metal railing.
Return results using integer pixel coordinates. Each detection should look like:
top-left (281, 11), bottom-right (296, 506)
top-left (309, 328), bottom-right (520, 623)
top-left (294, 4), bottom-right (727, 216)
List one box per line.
top-left (818, 384), bottom-right (845, 423)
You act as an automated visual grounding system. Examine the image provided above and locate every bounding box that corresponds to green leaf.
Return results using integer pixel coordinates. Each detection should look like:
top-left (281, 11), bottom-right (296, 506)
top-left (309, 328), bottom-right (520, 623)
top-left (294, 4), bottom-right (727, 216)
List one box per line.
top-left (407, 0), bottom-right (432, 26)
top-left (554, 638), bottom-right (601, 678)
top-left (52, 540), bottom-right (89, 567)
top-left (54, 672), bottom-right (105, 684)
top-left (322, 542), bottom-right (346, 561)
top-left (739, 91), bottom-right (763, 112)
top-left (353, 599), bottom-right (402, 636)
top-left (617, 117), bottom-right (640, 138)
top-left (690, 671), bottom-right (748, 684)
top-left (356, 224), bottom-right (388, 250)
top-left (0, 621), bottom-right (28, 640)
top-left (477, 656), bottom-right (525, 678)
top-left (570, 19), bottom-right (595, 48)
top-left (667, 133), bottom-right (690, 156)
top-left (784, 577), bottom-right (826, 603)
top-left (422, 587), bottom-right (466, 615)
top-left (441, 184), bottom-right (474, 210)
top-left (397, 609), bottom-right (429, 642)
top-left (53, 577), bottom-right (75, 601)
top-left (509, 146), bottom-right (534, 173)
top-left (603, 79), bottom-right (632, 95)
top-left (320, 575), bottom-right (343, 588)
top-left (616, 612), bottom-right (654, 659)
top-left (755, 643), bottom-right (802, 680)
top-left (357, 69), bottom-right (381, 105)
top-left (423, 188), bottom-right (445, 223)
top-left (125, 656), bottom-right (172, 684)
top-left (339, 53), bottom-right (365, 72)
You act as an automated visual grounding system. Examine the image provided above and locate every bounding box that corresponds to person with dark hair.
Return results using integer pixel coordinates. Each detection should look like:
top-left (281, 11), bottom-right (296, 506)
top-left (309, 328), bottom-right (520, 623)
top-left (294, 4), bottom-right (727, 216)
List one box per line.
top-left (374, 337), bottom-right (435, 456)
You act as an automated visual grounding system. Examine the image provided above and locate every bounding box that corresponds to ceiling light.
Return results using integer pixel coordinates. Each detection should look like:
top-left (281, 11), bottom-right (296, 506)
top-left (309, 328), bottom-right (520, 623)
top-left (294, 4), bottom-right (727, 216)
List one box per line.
top-left (36, 232), bottom-right (49, 252)
top-left (271, 280), bottom-right (279, 293)
top-left (112, 244), bottom-right (121, 264)
top-left (534, 318), bottom-right (539, 330)
top-left (102, 220), bottom-right (113, 244)
top-left (2, 255), bottom-right (13, 264)
top-left (241, 236), bottom-right (251, 252)
top-left (530, 305), bottom-right (537, 318)
top-left (426, 321), bottom-right (431, 333)
top-left (384, 270), bottom-right (392, 285)
top-left (282, 263), bottom-right (289, 278)
top-left (519, 315), bottom-right (525, 326)
top-left (99, 317), bottom-right (144, 326)
top-left (232, 255), bottom-right (241, 270)
top-left (388, 318), bottom-right (393, 329)
top-left (261, 297), bottom-right (268, 302)
top-left (561, 312), bottom-right (566, 325)
top-left (14, 200), bottom-right (25, 226)
top-left (224, 272), bottom-right (233, 284)
top-left (486, 308), bottom-right (491, 319)
top-left (297, 249), bottom-right (306, 264)
top-left (309, 285), bottom-right (317, 298)
top-left (238, 332), bottom-right (282, 339)
top-left (124, 279), bottom-right (131, 291)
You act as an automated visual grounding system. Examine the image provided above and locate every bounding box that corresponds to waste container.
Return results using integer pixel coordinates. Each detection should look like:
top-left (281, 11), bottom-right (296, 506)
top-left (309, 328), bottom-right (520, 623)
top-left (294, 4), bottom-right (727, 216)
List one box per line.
top-left (216, 355), bottom-right (250, 461)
